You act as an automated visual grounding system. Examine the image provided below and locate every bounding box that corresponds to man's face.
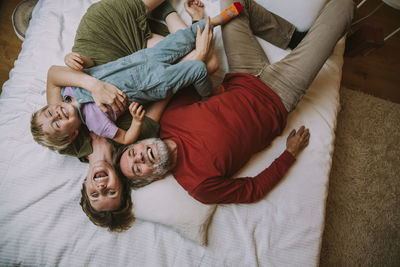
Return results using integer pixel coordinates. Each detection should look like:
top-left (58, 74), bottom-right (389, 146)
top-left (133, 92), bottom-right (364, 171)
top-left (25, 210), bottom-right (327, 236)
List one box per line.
top-left (37, 103), bottom-right (81, 138)
top-left (119, 138), bottom-right (170, 180)
top-left (84, 160), bottom-right (122, 211)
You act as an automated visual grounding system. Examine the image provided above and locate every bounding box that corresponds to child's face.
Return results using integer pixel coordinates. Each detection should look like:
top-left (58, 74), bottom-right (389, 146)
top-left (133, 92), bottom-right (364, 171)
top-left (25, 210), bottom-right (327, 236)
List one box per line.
top-left (37, 102), bottom-right (81, 138)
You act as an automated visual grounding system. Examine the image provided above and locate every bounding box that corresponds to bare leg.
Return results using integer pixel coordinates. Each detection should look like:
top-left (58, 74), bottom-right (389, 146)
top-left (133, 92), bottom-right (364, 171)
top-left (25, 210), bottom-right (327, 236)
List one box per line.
top-left (164, 0), bottom-right (206, 33)
top-left (165, 12), bottom-right (188, 33)
top-left (146, 0), bottom-right (188, 47)
top-left (149, 0), bottom-right (199, 34)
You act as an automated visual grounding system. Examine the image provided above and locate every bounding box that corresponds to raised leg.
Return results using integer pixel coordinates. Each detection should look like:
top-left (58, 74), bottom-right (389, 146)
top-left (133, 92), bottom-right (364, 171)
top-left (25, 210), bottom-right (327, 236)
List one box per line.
top-left (220, 0), bottom-right (269, 74)
top-left (259, 0), bottom-right (355, 112)
top-left (220, 0), bottom-right (296, 74)
top-left (241, 0), bottom-right (295, 48)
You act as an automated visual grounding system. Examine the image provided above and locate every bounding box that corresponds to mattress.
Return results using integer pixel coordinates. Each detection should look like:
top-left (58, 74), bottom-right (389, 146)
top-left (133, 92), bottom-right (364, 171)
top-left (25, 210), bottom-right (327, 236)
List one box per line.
top-left (0, 0), bottom-right (344, 265)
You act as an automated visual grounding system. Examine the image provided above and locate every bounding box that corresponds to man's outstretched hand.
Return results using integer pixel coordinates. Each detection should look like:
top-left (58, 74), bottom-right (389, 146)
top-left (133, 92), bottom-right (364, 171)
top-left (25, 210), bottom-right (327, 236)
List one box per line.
top-left (286, 126), bottom-right (310, 157)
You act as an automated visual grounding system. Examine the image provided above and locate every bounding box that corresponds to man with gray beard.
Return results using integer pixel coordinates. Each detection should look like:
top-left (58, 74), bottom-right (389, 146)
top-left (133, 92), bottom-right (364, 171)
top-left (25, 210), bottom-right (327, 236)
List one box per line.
top-left (116, 138), bottom-right (173, 188)
top-left (114, 0), bottom-right (354, 204)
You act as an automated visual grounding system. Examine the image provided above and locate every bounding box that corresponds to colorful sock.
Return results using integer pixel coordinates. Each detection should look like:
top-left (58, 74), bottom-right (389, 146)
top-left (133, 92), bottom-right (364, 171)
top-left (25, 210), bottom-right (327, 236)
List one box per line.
top-left (218, 2), bottom-right (243, 24)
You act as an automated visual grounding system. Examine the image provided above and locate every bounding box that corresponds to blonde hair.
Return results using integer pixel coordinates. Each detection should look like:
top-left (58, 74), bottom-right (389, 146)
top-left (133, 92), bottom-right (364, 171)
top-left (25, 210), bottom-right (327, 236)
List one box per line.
top-left (30, 105), bottom-right (72, 151)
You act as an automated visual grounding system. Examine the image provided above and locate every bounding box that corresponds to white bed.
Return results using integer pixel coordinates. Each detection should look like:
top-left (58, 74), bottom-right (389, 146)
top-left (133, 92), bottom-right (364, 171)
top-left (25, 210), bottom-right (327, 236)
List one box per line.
top-left (0, 0), bottom-right (344, 265)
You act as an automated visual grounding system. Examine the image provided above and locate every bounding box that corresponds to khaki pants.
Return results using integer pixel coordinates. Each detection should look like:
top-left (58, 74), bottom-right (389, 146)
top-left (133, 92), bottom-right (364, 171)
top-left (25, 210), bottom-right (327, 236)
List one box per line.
top-left (221, 0), bottom-right (355, 112)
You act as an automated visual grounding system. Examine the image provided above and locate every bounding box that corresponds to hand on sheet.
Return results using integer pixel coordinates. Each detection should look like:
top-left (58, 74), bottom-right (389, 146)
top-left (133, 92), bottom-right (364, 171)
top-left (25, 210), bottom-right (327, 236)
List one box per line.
top-left (91, 80), bottom-right (127, 116)
top-left (194, 17), bottom-right (213, 62)
top-left (184, 0), bottom-right (205, 21)
top-left (129, 102), bottom-right (145, 123)
top-left (286, 126), bottom-right (310, 157)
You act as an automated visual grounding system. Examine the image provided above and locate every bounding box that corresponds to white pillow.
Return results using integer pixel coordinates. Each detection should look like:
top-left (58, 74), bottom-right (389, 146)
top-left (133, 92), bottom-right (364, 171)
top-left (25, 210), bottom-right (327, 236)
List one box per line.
top-left (132, 176), bottom-right (216, 246)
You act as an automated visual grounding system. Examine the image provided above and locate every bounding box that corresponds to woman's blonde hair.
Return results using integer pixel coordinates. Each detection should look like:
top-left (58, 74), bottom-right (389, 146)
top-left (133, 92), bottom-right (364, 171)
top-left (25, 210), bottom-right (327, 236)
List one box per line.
top-left (30, 105), bottom-right (73, 151)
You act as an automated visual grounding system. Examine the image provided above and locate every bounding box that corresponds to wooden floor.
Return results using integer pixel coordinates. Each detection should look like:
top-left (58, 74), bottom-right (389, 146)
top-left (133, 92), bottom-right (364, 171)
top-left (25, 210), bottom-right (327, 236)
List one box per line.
top-left (0, 0), bottom-right (23, 94)
top-left (1, 0), bottom-right (399, 102)
top-left (343, 0), bottom-right (400, 103)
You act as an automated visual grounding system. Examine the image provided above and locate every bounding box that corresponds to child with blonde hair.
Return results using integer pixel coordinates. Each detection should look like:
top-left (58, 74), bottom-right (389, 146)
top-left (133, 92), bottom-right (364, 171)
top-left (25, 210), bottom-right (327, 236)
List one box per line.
top-left (31, 5), bottom-right (243, 151)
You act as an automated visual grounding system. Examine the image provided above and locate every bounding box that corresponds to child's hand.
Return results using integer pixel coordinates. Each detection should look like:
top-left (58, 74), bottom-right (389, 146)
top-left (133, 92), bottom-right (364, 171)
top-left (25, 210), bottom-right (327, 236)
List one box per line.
top-left (113, 103), bottom-right (145, 145)
top-left (64, 52), bottom-right (84, 71)
top-left (129, 102), bottom-right (145, 122)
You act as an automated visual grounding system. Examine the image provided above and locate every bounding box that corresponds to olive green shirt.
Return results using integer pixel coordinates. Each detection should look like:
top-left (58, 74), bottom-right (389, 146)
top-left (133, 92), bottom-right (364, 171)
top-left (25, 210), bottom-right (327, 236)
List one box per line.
top-left (72, 0), bottom-right (169, 66)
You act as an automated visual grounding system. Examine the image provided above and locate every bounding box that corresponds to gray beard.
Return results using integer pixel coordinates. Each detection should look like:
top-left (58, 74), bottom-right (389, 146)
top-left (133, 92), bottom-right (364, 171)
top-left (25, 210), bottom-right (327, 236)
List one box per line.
top-left (142, 138), bottom-right (171, 179)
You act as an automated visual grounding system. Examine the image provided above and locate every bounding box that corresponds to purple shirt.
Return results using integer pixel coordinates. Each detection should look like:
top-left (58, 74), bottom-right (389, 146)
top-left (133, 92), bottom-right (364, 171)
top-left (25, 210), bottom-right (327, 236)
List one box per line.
top-left (63, 87), bottom-right (118, 139)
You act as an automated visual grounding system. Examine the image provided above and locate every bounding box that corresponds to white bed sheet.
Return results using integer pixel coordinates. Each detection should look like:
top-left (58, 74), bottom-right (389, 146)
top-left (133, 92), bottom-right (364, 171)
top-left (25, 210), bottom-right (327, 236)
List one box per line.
top-left (0, 0), bottom-right (344, 265)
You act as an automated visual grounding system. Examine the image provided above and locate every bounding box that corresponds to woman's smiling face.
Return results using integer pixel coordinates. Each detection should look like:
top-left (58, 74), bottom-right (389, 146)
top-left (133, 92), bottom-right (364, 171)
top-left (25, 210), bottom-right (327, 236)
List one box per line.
top-left (84, 160), bottom-right (122, 211)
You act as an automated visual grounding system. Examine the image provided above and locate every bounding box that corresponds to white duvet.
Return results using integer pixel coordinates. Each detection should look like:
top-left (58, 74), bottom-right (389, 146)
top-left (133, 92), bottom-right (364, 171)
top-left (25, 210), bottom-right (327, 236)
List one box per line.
top-left (0, 0), bottom-right (343, 266)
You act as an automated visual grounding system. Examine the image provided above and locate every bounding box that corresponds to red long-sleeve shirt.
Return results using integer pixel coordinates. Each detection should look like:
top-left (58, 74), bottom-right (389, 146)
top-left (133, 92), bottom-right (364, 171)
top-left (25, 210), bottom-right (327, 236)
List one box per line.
top-left (160, 73), bottom-right (295, 204)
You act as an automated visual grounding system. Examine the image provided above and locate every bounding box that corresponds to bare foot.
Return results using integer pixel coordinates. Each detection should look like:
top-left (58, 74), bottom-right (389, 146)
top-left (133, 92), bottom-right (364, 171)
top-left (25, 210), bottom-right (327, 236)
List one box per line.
top-left (184, 0), bottom-right (205, 21)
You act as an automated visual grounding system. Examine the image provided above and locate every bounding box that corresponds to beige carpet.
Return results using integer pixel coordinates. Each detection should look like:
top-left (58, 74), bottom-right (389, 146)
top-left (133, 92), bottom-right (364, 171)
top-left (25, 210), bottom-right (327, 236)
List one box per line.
top-left (319, 87), bottom-right (400, 266)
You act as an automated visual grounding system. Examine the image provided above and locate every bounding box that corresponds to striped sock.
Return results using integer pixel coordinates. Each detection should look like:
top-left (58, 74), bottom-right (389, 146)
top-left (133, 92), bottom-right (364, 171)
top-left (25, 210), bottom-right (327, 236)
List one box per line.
top-left (218, 2), bottom-right (243, 24)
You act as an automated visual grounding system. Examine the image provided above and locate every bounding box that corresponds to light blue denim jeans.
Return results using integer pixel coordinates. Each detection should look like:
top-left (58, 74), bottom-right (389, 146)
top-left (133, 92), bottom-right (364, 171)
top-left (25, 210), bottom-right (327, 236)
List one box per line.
top-left (81, 19), bottom-right (212, 104)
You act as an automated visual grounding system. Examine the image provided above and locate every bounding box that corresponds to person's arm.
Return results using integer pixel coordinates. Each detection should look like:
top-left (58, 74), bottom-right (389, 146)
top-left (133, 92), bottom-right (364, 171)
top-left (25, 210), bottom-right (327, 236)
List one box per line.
top-left (192, 18), bottom-right (213, 63)
top-left (112, 103), bottom-right (145, 144)
top-left (46, 65), bottom-right (127, 115)
top-left (191, 150), bottom-right (295, 204)
top-left (46, 66), bottom-right (64, 104)
top-left (87, 132), bottom-right (113, 163)
top-left (145, 96), bottom-right (173, 122)
top-left (190, 127), bottom-right (310, 204)
top-left (164, 11), bottom-right (188, 33)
